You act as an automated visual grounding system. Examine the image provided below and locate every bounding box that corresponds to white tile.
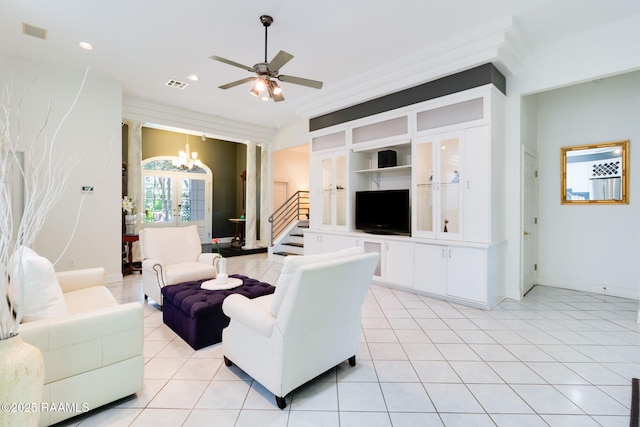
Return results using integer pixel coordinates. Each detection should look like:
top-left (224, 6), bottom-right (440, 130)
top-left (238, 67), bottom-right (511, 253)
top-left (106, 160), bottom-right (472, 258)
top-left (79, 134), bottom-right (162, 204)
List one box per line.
top-left (467, 384), bottom-right (533, 413)
top-left (129, 408), bottom-right (190, 426)
top-left (337, 382), bottom-right (386, 411)
top-left (195, 380), bottom-right (251, 409)
top-left (374, 360), bottom-right (420, 382)
top-left (510, 384), bottom-right (583, 414)
top-left (423, 383), bottom-right (484, 413)
top-left (438, 413), bottom-right (497, 427)
top-left (76, 408), bottom-right (141, 426)
top-left (148, 379), bottom-right (208, 408)
top-left (290, 380), bottom-right (338, 410)
top-left (389, 413), bottom-right (444, 427)
top-left (234, 409), bottom-right (289, 427)
top-left (555, 384), bottom-right (629, 415)
top-left (182, 409), bottom-right (239, 427)
top-left (449, 361), bottom-right (504, 383)
top-left (173, 357), bottom-right (221, 380)
top-left (288, 411), bottom-right (340, 427)
top-left (339, 411), bottom-right (392, 427)
top-left (401, 342), bottom-right (444, 361)
top-left (490, 413), bottom-right (553, 427)
top-left (380, 382), bottom-right (435, 412)
top-left (75, 257), bottom-right (640, 425)
top-left (412, 361), bottom-right (461, 383)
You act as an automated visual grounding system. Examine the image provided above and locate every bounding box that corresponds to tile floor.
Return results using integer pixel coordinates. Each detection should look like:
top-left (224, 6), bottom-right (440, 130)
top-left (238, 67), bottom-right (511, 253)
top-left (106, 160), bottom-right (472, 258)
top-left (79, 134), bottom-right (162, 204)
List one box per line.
top-left (57, 253), bottom-right (638, 426)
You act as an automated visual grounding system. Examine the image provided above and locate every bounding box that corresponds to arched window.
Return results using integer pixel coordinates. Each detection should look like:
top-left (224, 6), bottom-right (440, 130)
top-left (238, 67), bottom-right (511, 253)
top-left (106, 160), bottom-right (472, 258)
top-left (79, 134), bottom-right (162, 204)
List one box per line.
top-left (141, 157), bottom-right (212, 242)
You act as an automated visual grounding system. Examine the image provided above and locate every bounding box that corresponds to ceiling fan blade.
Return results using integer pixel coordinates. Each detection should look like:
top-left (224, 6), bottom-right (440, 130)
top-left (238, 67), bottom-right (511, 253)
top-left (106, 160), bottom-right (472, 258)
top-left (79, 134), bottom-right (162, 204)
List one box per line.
top-left (278, 75), bottom-right (323, 89)
top-left (267, 50), bottom-right (294, 73)
top-left (209, 55), bottom-right (255, 72)
top-left (218, 77), bottom-right (256, 90)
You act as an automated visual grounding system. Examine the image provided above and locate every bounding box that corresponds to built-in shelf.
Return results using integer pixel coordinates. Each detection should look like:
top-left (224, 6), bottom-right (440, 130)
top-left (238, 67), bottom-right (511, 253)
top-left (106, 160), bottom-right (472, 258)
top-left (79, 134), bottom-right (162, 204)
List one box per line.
top-left (354, 165), bottom-right (412, 174)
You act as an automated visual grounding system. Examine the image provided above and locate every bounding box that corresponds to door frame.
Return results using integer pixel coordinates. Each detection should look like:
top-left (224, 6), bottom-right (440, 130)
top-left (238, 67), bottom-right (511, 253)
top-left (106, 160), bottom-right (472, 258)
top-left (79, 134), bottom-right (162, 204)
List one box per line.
top-left (521, 145), bottom-right (538, 297)
top-left (141, 157), bottom-right (213, 242)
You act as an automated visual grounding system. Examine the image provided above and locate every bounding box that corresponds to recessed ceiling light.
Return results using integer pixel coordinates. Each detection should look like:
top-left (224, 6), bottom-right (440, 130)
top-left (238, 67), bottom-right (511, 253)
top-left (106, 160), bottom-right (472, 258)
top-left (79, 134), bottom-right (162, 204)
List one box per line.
top-left (78, 41), bottom-right (93, 50)
top-left (187, 75), bottom-right (199, 81)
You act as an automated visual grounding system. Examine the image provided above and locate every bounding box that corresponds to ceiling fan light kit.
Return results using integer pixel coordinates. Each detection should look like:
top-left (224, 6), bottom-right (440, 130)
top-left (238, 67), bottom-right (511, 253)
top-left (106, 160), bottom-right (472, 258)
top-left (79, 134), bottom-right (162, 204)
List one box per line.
top-left (210, 15), bottom-right (323, 102)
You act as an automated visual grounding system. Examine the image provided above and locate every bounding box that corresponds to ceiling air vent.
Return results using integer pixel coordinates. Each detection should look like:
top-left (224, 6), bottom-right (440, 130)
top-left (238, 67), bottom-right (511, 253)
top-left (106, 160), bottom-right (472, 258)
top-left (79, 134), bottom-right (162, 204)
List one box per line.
top-left (165, 79), bottom-right (188, 89)
top-left (22, 22), bottom-right (48, 40)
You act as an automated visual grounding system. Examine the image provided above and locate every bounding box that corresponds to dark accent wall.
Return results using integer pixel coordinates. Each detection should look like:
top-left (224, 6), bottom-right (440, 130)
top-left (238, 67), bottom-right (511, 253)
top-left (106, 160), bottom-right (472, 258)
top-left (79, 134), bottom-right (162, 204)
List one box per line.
top-left (122, 126), bottom-right (248, 238)
top-left (310, 63), bottom-right (506, 132)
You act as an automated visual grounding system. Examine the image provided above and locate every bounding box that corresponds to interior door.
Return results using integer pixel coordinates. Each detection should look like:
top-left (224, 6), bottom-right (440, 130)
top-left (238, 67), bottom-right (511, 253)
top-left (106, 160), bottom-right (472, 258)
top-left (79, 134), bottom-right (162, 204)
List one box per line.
top-left (273, 181), bottom-right (289, 211)
top-left (522, 147), bottom-right (538, 296)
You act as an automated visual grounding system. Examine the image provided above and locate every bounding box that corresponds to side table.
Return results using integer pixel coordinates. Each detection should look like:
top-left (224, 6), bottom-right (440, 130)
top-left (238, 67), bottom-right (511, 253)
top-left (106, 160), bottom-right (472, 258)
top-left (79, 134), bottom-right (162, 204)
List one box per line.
top-left (122, 234), bottom-right (141, 274)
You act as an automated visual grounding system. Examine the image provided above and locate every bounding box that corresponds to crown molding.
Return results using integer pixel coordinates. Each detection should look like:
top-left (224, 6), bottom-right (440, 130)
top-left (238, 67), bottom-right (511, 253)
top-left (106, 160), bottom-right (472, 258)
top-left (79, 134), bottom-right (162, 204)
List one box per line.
top-left (122, 96), bottom-right (278, 144)
top-left (291, 17), bottom-right (529, 121)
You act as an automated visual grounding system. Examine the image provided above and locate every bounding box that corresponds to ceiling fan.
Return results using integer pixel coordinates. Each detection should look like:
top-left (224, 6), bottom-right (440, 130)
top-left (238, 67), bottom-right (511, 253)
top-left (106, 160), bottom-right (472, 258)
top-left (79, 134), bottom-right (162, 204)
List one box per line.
top-left (209, 15), bottom-right (323, 102)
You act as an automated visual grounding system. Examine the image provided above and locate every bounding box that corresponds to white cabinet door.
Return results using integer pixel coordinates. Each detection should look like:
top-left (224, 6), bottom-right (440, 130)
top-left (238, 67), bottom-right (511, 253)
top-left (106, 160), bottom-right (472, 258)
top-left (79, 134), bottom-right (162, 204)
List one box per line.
top-left (384, 240), bottom-right (414, 287)
top-left (463, 125), bottom-right (490, 243)
top-left (310, 151), bottom-right (349, 231)
top-left (304, 232), bottom-right (358, 255)
top-left (360, 239), bottom-right (384, 281)
top-left (413, 243), bottom-right (447, 296)
top-left (412, 131), bottom-right (464, 240)
top-left (446, 246), bottom-right (487, 304)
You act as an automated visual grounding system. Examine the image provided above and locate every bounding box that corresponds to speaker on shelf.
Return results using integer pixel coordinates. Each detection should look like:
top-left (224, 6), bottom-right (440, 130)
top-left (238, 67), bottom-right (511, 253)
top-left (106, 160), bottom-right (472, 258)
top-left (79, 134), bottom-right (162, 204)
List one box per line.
top-left (378, 150), bottom-right (397, 168)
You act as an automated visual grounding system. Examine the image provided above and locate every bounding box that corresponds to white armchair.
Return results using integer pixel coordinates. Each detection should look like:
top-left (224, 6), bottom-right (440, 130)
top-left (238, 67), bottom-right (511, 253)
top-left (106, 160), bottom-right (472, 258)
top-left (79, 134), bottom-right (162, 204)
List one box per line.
top-left (18, 266), bottom-right (144, 427)
top-left (139, 225), bottom-right (218, 307)
top-left (221, 247), bottom-right (379, 409)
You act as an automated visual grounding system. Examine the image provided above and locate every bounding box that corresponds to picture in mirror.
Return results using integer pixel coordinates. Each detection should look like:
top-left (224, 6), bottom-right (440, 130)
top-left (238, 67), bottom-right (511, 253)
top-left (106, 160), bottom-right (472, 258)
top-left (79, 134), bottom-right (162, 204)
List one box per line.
top-left (561, 140), bottom-right (629, 204)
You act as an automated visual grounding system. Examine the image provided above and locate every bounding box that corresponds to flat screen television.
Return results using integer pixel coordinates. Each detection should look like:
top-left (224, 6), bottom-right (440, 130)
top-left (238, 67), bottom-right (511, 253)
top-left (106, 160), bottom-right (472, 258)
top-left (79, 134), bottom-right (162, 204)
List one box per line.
top-left (355, 189), bottom-right (410, 235)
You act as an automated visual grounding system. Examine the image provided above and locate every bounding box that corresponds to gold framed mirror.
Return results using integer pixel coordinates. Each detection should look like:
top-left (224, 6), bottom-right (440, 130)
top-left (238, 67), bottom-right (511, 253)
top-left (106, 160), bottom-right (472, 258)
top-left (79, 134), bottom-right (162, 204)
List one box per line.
top-left (561, 140), bottom-right (629, 204)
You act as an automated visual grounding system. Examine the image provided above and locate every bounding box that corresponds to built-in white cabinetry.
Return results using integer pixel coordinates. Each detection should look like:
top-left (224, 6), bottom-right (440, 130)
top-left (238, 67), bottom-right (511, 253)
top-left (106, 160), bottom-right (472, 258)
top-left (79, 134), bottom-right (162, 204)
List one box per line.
top-left (359, 238), bottom-right (414, 287)
top-left (304, 230), bottom-right (357, 254)
top-left (309, 151), bottom-right (349, 231)
top-left (414, 244), bottom-right (487, 304)
top-left (306, 85), bottom-right (506, 309)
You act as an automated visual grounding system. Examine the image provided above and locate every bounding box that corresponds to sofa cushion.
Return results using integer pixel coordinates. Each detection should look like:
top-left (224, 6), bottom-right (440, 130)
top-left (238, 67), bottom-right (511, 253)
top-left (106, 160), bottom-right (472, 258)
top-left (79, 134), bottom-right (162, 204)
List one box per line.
top-left (64, 286), bottom-right (118, 315)
top-left (139, 225), bottom-right (202, 264)
top-left (270, 246), bottom-right (364, 316)
top-left (165, 262), bottom-right (217, 286)
top-left (9, 247), bottom-right (68, 322)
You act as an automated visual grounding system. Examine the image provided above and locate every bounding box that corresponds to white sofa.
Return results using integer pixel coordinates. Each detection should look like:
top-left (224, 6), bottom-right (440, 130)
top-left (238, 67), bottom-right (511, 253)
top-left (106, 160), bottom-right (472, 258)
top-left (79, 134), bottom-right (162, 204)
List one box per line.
top-left (17, 265), bottom-right (144, 426)
top-left (221, 246), bottom-right (379, 409)
top-left (139, 225), bottom-right (218, 308)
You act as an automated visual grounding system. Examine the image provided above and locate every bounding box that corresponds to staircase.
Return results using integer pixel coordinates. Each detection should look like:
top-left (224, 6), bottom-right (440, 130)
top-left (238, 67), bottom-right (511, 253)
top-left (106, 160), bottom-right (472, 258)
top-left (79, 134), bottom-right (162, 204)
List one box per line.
top-left (270, 220), bottom-right (308, 263)
top-left (268, 191), bottom-right (310, 264)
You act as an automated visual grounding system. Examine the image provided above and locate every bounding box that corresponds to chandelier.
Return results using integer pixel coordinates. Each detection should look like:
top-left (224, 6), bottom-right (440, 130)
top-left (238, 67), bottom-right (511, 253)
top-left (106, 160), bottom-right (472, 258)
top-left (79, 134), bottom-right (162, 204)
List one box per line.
top-left (172, 137), bottom-right (202, 170)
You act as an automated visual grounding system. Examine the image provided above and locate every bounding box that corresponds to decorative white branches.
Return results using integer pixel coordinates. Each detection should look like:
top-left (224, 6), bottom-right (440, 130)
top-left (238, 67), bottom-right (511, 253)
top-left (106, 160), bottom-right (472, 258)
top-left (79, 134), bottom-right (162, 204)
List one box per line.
top-left (0, 72), bottom-right (87, 339)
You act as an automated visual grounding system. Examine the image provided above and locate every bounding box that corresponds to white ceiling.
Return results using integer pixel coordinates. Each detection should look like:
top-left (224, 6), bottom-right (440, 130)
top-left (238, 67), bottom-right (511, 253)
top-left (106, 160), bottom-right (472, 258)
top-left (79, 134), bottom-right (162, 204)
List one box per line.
top-left (1, 0), bottom-right (639, 131)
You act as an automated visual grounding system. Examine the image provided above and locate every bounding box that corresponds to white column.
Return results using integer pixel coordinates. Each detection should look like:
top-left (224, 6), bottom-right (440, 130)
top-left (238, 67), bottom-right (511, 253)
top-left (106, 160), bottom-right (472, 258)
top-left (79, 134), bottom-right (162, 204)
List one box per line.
top-left (244, 141), bottom-right (257, 249)
top-left (126, 120), bottom-right (143, 227)
top-left (259, 143), bottom-right (272, 247)
top-left (126, 121), bottom-right (143, 261)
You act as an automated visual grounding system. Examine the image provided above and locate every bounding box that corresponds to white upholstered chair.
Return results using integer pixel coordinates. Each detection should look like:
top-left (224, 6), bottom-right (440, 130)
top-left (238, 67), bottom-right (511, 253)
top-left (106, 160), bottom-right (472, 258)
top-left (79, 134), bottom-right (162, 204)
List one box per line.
top-left (221, 246), bottom-right (379, 409)
top-left (12, 248), bottom-right (144, 427)
top-left (139, 225), bottom-right (218, 308)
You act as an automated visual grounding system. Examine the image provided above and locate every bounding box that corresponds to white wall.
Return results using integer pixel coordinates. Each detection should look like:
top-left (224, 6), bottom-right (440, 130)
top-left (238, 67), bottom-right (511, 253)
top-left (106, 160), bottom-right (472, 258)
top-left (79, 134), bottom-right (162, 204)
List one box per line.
top-left (535, 71), bottom-right (640, 299)
top-left (505, 14), bottom-right (640, 300)
top-left (1, 57), bottom-right (123, 281)
top-left (273, 147), bottom-right (310, 197)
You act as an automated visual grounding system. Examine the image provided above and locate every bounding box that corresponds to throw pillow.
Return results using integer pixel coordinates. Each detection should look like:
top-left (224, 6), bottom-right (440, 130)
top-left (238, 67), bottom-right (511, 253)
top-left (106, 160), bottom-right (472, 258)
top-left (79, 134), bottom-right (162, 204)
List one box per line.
top-left (9, 247), bottom-right (68, 322)
top-left (270, 246), bottom-right (364, 316)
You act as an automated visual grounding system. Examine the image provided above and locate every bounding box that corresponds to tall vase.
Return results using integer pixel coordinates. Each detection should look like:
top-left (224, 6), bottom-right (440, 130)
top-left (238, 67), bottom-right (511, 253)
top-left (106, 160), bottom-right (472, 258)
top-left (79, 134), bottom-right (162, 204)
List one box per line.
top-left (124, 214), bottom-right (136, 235)
top-left (0, 335), bottom-right (44, 427)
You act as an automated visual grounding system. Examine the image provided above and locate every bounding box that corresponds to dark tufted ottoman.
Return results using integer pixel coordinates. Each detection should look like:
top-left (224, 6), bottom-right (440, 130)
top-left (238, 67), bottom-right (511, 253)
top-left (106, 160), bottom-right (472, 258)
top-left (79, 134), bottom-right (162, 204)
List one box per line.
top-left (161, 274), bottom-right (275, 350)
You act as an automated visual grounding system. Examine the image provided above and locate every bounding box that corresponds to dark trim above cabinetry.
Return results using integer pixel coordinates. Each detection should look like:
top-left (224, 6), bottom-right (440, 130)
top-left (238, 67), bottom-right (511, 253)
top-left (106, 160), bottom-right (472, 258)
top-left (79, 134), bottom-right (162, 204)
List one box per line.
top-left (310, 63), bottom-right (506, 132)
